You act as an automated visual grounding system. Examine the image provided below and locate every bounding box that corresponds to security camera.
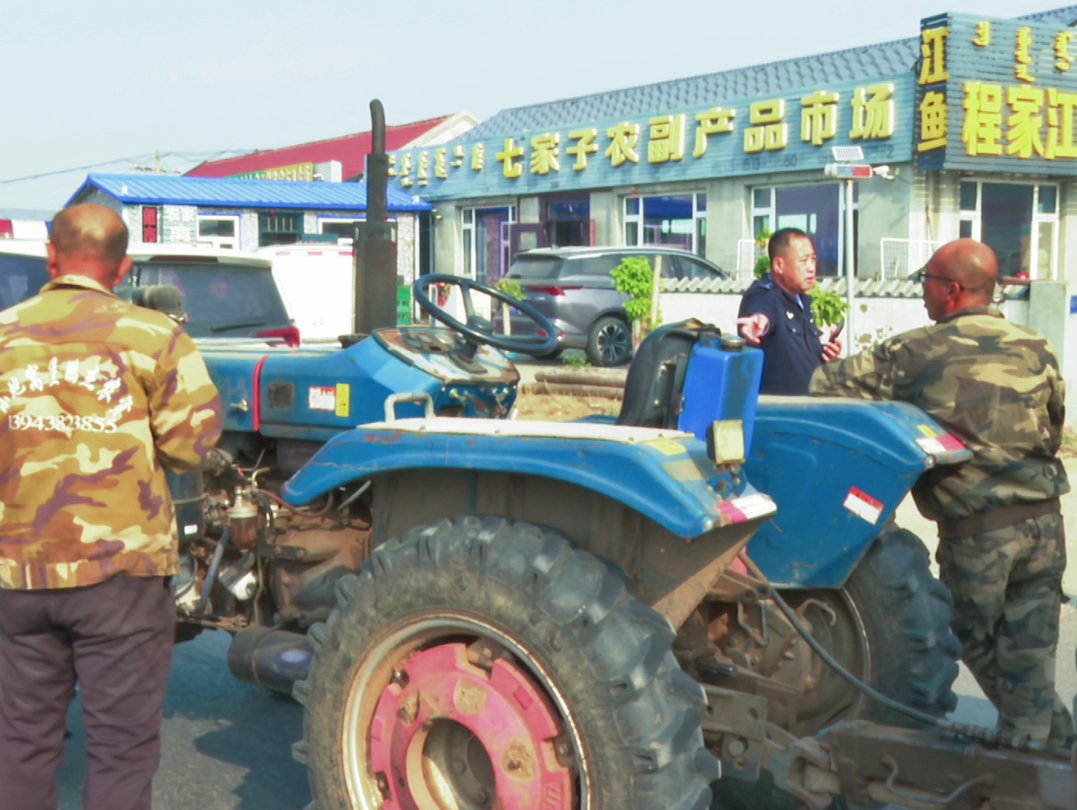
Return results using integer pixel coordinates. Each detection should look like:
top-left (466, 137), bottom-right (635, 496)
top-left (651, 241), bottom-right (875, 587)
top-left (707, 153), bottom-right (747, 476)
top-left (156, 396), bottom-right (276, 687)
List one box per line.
top-left (872, 165), bottom-right (897, 180)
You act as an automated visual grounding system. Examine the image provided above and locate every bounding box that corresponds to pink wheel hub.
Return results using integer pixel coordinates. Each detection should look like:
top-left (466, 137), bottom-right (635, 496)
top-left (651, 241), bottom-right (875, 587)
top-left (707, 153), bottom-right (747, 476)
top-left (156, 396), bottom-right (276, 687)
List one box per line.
top-left (369, 642), bottom-right (572, 809)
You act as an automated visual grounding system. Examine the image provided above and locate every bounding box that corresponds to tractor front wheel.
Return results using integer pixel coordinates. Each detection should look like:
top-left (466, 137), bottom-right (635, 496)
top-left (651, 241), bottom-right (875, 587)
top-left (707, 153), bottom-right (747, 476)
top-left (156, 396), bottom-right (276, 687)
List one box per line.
top-left (292, 516), bottom-right (719, 810)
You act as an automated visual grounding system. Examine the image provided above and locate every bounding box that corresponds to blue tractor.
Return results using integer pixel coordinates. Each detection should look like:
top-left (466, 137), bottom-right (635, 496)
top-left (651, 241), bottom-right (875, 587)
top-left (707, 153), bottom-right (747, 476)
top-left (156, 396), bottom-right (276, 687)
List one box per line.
top-left (161, 270), bottom-right (1009, 810)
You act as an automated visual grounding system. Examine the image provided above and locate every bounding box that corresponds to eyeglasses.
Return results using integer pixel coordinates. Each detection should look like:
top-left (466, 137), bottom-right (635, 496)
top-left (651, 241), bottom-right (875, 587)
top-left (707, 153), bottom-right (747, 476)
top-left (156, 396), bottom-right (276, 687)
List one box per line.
top-left (912, 267), bottom-right (962, 289)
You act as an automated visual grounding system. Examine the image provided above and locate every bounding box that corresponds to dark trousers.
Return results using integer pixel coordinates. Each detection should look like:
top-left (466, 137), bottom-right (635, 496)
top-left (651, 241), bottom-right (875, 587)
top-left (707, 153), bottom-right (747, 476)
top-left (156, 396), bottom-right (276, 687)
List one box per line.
top-left (0, 575), bottom-right (175, 810)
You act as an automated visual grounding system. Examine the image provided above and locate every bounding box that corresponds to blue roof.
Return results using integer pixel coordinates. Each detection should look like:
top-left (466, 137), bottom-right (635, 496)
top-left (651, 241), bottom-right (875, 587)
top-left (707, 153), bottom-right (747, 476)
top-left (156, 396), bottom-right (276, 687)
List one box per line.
top-left (67, 173), bottom-right (431, 211)
top-left (469, 5), bottom-right (1077, 139)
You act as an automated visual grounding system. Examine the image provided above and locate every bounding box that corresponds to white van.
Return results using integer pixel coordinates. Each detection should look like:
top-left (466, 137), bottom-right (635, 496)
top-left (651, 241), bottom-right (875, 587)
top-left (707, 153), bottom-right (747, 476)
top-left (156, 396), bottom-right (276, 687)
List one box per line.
top-left (257, 245), bottom-right (356, 343)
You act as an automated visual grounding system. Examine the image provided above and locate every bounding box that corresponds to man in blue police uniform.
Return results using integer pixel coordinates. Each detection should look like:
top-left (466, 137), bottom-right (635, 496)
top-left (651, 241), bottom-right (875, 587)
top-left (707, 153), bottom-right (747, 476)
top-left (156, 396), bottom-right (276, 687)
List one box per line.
top-left (736, 227), bottom-right (842, 394)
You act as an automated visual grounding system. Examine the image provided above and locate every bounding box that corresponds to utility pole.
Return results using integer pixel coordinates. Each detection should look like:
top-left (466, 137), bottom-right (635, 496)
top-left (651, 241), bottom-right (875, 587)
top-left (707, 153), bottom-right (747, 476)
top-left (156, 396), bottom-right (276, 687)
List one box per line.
top-left (825, 148), bottom-right (871, 355)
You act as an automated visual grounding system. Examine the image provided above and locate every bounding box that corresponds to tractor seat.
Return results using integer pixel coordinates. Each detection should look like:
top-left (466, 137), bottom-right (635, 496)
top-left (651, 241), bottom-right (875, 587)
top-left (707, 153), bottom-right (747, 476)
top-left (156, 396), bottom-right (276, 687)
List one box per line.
top-left (616, 319), bottom-right (720, 429)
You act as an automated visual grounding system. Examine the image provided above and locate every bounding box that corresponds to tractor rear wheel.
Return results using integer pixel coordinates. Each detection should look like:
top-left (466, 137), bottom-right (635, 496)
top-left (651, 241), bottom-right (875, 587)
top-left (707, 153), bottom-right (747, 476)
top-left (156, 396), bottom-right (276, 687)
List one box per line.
top-left (713, 529), bottom-right (960, 810)
top-left (786, 526), bottom-right (961, 734)
top-left (292, 516), bottom-right (719, 810)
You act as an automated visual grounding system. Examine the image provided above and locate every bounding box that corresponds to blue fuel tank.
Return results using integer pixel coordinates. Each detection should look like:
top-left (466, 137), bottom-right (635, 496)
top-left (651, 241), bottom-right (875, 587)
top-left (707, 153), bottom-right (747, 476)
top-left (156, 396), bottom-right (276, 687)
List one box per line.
top-left (676, 338), bottom-right (764, 452)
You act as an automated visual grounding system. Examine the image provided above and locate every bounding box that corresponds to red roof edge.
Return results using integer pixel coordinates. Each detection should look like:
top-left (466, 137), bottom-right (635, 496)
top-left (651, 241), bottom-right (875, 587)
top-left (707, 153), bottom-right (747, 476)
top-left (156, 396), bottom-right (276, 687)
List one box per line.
top-left (186, 115), bottom-right (452, 180)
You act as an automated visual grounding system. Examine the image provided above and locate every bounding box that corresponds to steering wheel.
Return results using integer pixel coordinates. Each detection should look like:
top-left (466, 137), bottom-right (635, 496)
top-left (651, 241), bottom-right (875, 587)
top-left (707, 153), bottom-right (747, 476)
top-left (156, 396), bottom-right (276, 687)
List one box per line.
top-left (413, 274), bottom-right (559, 357)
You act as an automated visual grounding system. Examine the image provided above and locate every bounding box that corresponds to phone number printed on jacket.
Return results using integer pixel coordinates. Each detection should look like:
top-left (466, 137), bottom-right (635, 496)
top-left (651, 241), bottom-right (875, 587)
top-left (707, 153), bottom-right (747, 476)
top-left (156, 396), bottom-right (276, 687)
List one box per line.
top-left (8, 412), bottom-right (119, 434)
top-left (0, 356), bottom-right (132, 433)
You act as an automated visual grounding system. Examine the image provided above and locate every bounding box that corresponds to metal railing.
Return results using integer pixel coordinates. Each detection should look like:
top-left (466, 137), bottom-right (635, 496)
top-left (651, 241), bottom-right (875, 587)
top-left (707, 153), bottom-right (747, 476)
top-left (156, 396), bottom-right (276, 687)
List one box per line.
top-left (880, 238), bottom-right (943, 280)
top-left (736, 239), bottom-right (765, 279)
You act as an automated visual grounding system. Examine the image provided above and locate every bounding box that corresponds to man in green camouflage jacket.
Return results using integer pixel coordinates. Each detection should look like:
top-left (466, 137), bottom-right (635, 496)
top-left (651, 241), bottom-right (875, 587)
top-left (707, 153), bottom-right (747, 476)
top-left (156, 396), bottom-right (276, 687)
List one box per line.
top-left (0, 204), bottom-right (222, 810)
top-left (810, 238), bottom-right (1072, 747)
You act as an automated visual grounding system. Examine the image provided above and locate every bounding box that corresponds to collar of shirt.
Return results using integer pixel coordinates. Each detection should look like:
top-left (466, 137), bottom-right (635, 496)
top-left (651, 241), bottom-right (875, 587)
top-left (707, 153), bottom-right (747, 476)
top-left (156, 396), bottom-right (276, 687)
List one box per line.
top-left (938, 305), bottom-right (1003, 323)
top-left (41, 275), bottom-right (118, 297)
top-left (765, 274), bottom-right (806, 310)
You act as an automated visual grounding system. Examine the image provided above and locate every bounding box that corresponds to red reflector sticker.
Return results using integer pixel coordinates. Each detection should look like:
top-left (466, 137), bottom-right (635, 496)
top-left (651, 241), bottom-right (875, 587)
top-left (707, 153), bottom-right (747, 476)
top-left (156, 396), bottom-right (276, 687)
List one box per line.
top-left (717, 493), bottom-right (774, 523)
top-left (843, 487), bottom-right (883, 525)
top-left (937, 434), bottom-right (965, 451)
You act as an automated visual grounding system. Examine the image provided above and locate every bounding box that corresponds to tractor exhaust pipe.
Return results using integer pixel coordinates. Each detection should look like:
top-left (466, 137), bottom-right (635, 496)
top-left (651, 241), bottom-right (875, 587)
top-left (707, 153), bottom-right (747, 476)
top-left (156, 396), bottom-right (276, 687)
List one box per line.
top-left (352, 98), bottom-right (397, 335)
top-left (227, 626), bottom-right (312, 695)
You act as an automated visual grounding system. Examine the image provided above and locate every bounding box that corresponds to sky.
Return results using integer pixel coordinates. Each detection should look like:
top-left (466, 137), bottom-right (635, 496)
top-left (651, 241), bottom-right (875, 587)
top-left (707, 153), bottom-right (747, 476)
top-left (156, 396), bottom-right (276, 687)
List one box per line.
top-left (0, 0), bottom-right (1067, 212)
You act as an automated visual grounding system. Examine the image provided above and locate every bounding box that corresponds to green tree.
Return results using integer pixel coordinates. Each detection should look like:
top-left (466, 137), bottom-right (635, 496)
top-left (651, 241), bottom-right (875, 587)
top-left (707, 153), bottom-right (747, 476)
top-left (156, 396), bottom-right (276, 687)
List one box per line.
top-left (495, 278), bottom-right (523, 300)
top-left (810, 287), bottom-right (848, 328)
top-left (753, 229), bottom-right (772, 279)
top-left (611, 255), bottom-right (662, 333)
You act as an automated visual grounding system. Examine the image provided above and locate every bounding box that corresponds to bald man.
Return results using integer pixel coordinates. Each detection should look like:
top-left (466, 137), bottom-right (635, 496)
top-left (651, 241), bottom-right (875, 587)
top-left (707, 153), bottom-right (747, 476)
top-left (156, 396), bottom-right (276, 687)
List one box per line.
top-left (810, 238), bottom-right (1073, 747)
top-left (0, 204), bottom-right (222, 810)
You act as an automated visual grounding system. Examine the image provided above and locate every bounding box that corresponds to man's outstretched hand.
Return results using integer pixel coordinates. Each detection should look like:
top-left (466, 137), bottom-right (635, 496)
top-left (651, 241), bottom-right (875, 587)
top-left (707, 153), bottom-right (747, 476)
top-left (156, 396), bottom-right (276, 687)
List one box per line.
top-left (736, 313), bottom-right (769, 346)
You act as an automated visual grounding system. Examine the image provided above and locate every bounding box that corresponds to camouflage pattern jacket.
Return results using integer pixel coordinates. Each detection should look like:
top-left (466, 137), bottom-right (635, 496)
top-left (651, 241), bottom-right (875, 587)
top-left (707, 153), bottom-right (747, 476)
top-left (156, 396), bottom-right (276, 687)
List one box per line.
top-left (0, 275), bottom-right (222, 589)
top-left (809, 306), bottom-right (1069, 523)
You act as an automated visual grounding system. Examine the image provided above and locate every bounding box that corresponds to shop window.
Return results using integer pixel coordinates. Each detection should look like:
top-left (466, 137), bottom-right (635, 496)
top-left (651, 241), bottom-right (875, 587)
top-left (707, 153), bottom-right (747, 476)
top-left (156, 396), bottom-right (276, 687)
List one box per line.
top-left (543, 197), bottom-right (590, 247)
top-left (197, 215), bottom-right (239, 250)
top-left (316, 216), bottom-right (398, 246)
top-left (751, 185), bottom-right (857, 277)
top-left (461, 205), bottom-right (516, 285)
top-left (318, 217), bottom-right (365, 244)
top-left (623, 193), bottom-right (706, 255)
top-left (259, 212), bottom-right (301, 247)
top-left (957, 181), bottom-right (1058, 279)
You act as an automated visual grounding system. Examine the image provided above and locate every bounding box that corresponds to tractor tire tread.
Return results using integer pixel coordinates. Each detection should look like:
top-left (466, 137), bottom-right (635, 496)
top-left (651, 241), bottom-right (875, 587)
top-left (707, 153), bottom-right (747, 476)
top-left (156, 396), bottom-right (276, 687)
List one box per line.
top-left (293, 515), bottom-right (716, 810)
top-left (844, 526), bottom-right (961, 727)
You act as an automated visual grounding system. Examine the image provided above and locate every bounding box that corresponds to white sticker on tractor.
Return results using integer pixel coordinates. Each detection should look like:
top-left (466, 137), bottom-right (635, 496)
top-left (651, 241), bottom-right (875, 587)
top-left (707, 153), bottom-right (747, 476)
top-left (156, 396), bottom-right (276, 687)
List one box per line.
top-left (916, 435), bottom-right (965, 454)
top-left (843, 487), bottom-right (883, 525)
top-left (309, 386), bottom-right (337, 411)
top-left (717, 493), bottom-right (775, 523)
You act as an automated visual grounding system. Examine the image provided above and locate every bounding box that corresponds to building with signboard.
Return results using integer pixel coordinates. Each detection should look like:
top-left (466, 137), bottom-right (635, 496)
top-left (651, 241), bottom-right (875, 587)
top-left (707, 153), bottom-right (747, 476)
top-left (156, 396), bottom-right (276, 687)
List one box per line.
top-left (65, 173), bottom-right (432, 284)
top-left (914, 12), bottom-right (1074, 280)
top-left (384, 6), bottom-right (1077, 291)
top-left (186, 113), bottom-right (479, 184)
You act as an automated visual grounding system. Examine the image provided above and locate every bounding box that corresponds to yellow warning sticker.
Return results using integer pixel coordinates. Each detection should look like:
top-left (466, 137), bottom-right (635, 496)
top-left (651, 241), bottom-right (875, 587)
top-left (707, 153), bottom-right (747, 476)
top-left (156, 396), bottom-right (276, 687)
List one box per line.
top-left (335, 384), bottom-right (351, 418)
top-left (917, 424), bottom-right (938, 438)
top-left (647, 439), bottom-right (687, 456)
top-left (662, 459), bottom-right (704, 481)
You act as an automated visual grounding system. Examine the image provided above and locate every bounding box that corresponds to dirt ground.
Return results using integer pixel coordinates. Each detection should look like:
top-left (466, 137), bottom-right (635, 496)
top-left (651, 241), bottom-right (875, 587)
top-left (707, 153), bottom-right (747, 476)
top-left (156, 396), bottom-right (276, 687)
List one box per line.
top-left (513, 392), bottom-right (620, 421)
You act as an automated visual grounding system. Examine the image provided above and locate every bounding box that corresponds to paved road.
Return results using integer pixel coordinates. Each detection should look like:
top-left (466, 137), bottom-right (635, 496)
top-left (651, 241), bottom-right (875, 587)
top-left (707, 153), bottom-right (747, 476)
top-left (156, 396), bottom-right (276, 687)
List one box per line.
top-left (50, 452), bottom-right (1077, 809)
top-left (56, 631), bottom-right (311, 810)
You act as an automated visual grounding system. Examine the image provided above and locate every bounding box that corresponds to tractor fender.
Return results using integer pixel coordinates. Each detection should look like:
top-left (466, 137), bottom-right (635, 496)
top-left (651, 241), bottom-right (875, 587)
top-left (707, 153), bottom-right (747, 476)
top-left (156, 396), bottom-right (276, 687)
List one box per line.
top-left (280, 417), bottom-right (775, 539)
top-left (745, 397), bottom-right (973, 589)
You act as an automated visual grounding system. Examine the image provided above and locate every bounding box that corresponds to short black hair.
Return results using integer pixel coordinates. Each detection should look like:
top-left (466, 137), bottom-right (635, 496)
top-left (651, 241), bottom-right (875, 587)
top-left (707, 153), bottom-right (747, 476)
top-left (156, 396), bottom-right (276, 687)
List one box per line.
top-left (768, 227), bottom-right (810, 263)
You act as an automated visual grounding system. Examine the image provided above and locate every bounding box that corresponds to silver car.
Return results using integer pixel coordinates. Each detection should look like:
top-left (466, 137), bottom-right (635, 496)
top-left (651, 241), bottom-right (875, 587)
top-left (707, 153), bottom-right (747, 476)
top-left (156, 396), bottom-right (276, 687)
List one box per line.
top-left (505, 247), bottom-right (727, 366)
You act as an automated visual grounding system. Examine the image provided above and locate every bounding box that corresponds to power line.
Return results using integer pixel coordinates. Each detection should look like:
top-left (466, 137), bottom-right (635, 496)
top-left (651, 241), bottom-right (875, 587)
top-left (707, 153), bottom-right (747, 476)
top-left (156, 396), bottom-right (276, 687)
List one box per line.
top-left (0, 150), bottom-right (257, 186)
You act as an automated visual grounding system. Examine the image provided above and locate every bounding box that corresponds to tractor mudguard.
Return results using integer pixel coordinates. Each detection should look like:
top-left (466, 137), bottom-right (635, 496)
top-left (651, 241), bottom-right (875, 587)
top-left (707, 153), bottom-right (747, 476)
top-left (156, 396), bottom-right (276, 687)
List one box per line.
top-left (281, 418), bottom-right (775, 539)
top-left (744, 396), bottom-right (972, 589)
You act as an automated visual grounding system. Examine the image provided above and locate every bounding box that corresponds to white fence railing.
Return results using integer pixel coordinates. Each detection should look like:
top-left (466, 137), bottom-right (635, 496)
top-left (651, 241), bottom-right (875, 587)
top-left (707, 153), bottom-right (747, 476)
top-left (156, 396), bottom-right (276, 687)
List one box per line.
top-left (736, 239), bottom-right (765, 278)
top-left (880, 238), bottom-right (944, 280)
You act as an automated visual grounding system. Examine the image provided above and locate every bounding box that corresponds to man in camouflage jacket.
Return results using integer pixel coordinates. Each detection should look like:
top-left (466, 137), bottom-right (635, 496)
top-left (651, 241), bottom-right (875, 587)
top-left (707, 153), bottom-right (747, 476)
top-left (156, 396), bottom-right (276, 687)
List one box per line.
top-left (809, 238), bottom-right (1072, 746)
top-left (0, 204), bottom-right (222, 810)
